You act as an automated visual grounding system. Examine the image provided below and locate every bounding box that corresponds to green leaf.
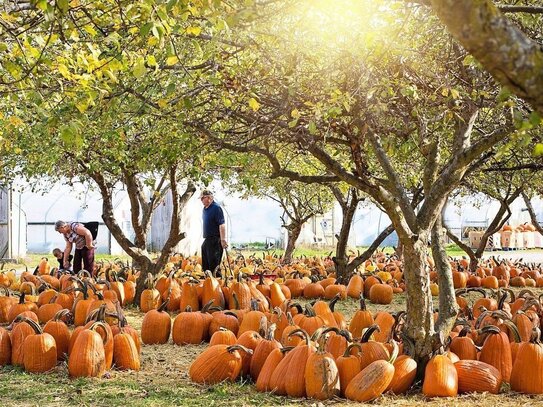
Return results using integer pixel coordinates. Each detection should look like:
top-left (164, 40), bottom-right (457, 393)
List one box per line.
top-left (308, 121), bottom-right (317, 135)
top-left (57, 0), bottom-right (69, 13)
top-left (133, 61), bottom-right (146, 78)
top-left (288, 119), bottom-right (298, 128)
top-left (529, 111), bottom-right (541, 127)
top-left (140, 23), bottom-right (153, 37)
top-left (35, 0), bottom-right (48, 11)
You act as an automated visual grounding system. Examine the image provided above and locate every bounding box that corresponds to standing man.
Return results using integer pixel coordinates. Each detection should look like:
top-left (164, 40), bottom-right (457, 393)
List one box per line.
top-left (200, 189), bottom-right (228, 276)
top-left (54, 220), bottom-right (96, 275)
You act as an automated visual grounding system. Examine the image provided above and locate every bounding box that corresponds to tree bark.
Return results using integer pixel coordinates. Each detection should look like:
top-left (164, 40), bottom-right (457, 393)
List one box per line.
top-left (430, 0), bottom-right (543, 115)
top-left (283, 223), bottom-right (302, 263)
top-left (330, 187), bottom-right (361, 283)
top-left (522, 191), bottom-right (543, 235)
top-left (401, 231), bottom-right (436, 372)
top-left (431, 213), bottom-right (458, 355)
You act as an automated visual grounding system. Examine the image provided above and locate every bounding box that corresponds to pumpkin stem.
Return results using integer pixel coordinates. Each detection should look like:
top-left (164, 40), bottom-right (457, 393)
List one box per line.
top-left (361, 324), bottom-right (380, 343)
top-left (287, 328), bottom-right (310, 346)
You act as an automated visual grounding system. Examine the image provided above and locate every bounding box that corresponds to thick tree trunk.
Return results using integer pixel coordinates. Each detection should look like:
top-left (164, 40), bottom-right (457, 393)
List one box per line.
top-left (283, 223), bottom-right (302, 263)
top-left (432, 213), bottom-right (458, 351)
top-left (401, 232), bottom-right (437, 373)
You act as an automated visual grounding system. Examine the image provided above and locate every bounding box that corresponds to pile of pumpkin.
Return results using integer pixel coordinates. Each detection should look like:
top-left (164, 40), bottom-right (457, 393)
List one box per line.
top-left (138, 254), bottom-right (404, 319)
top-left (0, 258), bottom-right (141, 376)
top-left (185, 283), bottom-right (543, 401)
top-left (443, 257), bottom-right (543, 293)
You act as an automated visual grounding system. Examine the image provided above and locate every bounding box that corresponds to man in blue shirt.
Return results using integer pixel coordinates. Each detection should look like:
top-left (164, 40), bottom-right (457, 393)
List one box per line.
top-left (200, 189), bottom-right (228, 276)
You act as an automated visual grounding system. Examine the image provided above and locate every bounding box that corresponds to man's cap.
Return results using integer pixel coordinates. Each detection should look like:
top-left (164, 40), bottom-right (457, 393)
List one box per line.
top-left (200, 189), bottom-right (213, 198)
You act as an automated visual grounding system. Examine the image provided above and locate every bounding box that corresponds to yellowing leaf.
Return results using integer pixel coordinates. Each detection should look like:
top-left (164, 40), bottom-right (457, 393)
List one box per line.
top-left (8, 116), bottom-right (23, 127)
top-left (450, 89), bottom-right (460, 99)
top-left (291, 109), bottom-right (300, 119)
top-left (248, 98), bottom-right (260, 111)
top-left (166, 55), bottom-right (179, 66)
top-left (147, 55), bottom-right (157, 67)
top-left (84, 26), bottom-right (97, 37)
top-left (158, 99), bottom-right (168, 109)
top-left (534, 143), bottom-right (543, 157)
top-left (186, 26), bottom-right (202, 36)
top-left (57, 63), bottom-right (70, 79)
top-left (441, 88), bottom-right (449, 97)
top-left (148, 37), bottom-right (159, 46)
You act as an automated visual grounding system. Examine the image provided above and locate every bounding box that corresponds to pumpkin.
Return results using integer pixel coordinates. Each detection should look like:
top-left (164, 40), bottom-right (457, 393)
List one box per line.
top-left (209, 310), bottom-right (239, 337)
top-left (293, 304), bottom-right (326, 336)
top-left (141, 299), bottom-right (172, 345)
top-left (357, 325), bottom-right (390, 370)
top-left (139, 275), bottom-right (162, 312)
top-left (255, 347), bottom-right (291, 392)
top-left (449, 325), bottom-right (477, 360)
top-left (455, 359), bottom-right (502, 394)
top-left (179, 278), bottom-right (200, 311)
top-left (336, 343), bottom-right (362, 397)
top-left (478, 324), bottom-right (516, 382)
top-left (43, 309), bottom-right (72, 361)
top-left (0, 288), bottom-right (17, 323)
top-left (0, 326), bottom-right (11, 366)
top-left (346, 273), bottom-right (364, 299)
top-left (250, 324), bottom-right (280, 382)
top-left (422, 354), bottom-right (458, 397)
top-left (201, 271), bottom-right (225, 309)
top-left (22, 317), bottom-right (57, 373)
top-left (172, 304), bottom-right (213, 345)
top-left (368, 281), bottom-right (393, 305)
top-left (68, 321), bottom-right (109, 378)
top-left (510, 327), bottom-right (543, 394)
top-left (7, 292), bottom-right (38, 323)
top-left (189, 344), bottom-right (252, 384)
top-left (269, 329), bottom-right (315, 398)
top-left (304, 334), bottom-right (340, 400)
top-left (10, 315), bottom-right (35, 366)
top-left (113, 328), bottom-right (140, 371)
top-left (237, 300), bottom-right (266, 337)
top-left (349, 296), bottom-right (374, 338)
top-left (210, 327), bottom-right (237, 346)
top-left (345, 341), bottom-right (398, 402)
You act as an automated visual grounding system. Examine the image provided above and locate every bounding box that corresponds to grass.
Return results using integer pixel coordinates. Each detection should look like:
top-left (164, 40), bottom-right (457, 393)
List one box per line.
top-left (3, 290), bottom-right (543, 406)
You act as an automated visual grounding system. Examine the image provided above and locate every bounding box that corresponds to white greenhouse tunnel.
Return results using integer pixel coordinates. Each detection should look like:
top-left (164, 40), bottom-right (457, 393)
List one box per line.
top-left (0, 181), bottom-right (542, 259)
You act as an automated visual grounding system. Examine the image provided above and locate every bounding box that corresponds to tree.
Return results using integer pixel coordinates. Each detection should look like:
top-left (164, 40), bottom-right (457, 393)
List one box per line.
top-left (0, 0), bottom-right (250, 302)
top-left (197, 0), bottom-right (527, 370)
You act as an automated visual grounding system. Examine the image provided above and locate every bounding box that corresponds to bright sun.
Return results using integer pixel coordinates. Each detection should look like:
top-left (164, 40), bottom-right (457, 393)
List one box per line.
top-left (278, 0), bottom-right (397, 53)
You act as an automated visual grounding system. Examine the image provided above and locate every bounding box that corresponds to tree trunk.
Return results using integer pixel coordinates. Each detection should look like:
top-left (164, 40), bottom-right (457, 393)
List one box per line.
top-left (432, 213), bottom-right (458, 352)
top-left (333, 192), bottom-right (359, 283)
top-left (283, 223), bottom-right (302, 263)
top-left (401, 231), bottom-right (436, 374)
top-left (522, 191), bottom-right (543, 235)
